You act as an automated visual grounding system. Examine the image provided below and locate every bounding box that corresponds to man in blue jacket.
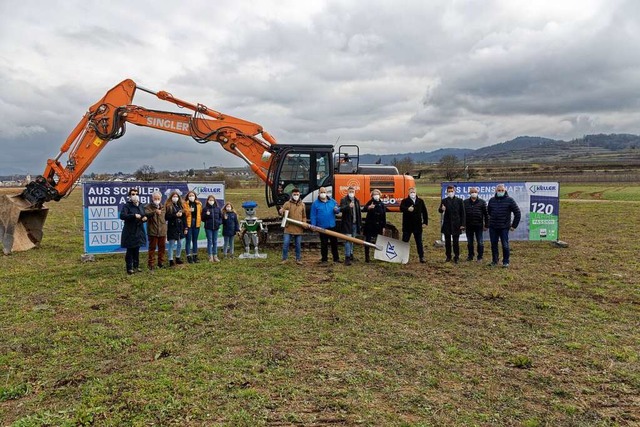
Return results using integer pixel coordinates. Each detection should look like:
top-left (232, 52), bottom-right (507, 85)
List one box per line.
top-left (310, 186), bottom-right (340, 264)
top-left (487, 184), bottom-right (521, 268)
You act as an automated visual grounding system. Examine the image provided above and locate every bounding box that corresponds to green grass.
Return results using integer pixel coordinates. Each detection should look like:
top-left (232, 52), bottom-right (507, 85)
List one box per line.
top-left (1, 184), bottom-right (639, 426)
top-left (560, 183), bottom-right (640, 201)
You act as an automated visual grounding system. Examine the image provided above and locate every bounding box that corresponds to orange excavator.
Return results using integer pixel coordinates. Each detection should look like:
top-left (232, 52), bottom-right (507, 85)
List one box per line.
top-left (0, 79), bottom-right (415, 254)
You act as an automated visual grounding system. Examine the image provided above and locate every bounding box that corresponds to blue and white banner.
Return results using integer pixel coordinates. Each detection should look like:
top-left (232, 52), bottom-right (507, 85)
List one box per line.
top-left (440, 181), bottom-right (559, 241)
top-left (82, 181), bottom-right (225, 254)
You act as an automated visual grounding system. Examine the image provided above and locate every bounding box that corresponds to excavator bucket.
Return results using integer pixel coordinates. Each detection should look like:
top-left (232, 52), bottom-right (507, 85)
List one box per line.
top-left (0, 193), bottom-right (49, 255)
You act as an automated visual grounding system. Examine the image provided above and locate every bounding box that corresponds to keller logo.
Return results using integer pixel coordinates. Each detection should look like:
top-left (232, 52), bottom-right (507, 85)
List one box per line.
top-left (529, 184), bottom-right (557, 194)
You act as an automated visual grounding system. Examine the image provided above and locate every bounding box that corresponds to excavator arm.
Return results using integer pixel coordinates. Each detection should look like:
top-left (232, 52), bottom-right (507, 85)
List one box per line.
top-left (1, 79), bottom-right (278, 254)
top-left (23, 79), bottom-right (277, 206)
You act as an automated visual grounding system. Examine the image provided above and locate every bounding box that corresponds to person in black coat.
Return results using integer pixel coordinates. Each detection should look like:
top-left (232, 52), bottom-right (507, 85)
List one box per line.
top-left (120, 188), bottom-right (148, 274)
top-left (165, 191), bottom-right (186, 266)
top-left (438, 185), bottom-right (466, 263)
top-left (463, 187), bottom-right (489, 262)
top-left (203, 195), bottom-right (222, 262)
top-left (487, 184), bottom-right (521, 267)
top-left (339, 186), bottom-right (362, 265)
top-left (400, 187), bottom-right (429, 263)
top-left (362, 189), bottom-right (387, 262)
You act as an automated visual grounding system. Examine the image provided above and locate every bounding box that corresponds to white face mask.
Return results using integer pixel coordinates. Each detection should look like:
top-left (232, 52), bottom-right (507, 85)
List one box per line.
top-left (470, 192), bottom-right (478, 199)
top-left (348, 192), bottom-right (355, 199)
top-left (208, 200), bottom-right (215, 206)
top-left (319, 193), bottom-right (327, 199)
top-left (188, 196), bottom-right (196, 202)
top-left (226, 207), bottom-right (233, 212)
top-left (447, 192), bottom-right (454, 198)
top-left (172, 197), bottom-right (179, 203)
top-left (153, 199), bottom-right (161, 205)
top-left (292, 194), bottom-right (300, 201)
top-left (409, 192), bottom-right (416, 199)
top-left (373, 194), bottom-right (380, 201)
top-left (130, 195), bottom-right (139, 203)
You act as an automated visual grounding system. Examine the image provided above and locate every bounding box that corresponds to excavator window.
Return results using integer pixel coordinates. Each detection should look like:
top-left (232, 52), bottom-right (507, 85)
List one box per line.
top-left (279, 153), bottom-right (311, 196)
top-left (266, 145), bottom-right (334, 207)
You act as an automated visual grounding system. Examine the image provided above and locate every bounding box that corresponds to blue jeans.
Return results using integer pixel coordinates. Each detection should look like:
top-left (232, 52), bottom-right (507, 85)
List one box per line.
top-left (402, 231), bottom-right (424, 260)
top-left (282, 233), bottom-right (302, 261)
top-left (205, 228), bottom-right (219, 256)
top-left (185, 227), bottom-right (199, 255)
top-left (167, 238), bottom-right (184, 260)
top-left (344, 231), bottom-right (356, 257)
top-left (489, 227), bottom-right (510, 264)
top-left (465, 225), bottom-right (485, 260)
top-left (223, 236), bottom-right (235, 255)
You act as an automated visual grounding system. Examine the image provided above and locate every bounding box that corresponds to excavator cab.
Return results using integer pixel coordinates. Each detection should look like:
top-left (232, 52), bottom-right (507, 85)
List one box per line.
top-left (265, 144), bottom-right (334, 208)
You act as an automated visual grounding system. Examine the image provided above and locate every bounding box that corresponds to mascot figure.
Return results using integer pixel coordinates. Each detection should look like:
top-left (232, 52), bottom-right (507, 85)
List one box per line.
top-left (239, 200), bottom-right (267, 259)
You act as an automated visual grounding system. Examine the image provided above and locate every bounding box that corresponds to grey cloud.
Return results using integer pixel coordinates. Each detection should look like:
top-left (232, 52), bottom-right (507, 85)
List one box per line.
top-left (422, 1), bottom-right (640, 119)
top-left (2, 0), bottom-right (640, 174)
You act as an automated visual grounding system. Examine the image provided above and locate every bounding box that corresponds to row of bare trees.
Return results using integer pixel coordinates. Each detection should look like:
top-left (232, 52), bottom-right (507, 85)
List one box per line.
top-left (131, 155), bottom-right (471, 185)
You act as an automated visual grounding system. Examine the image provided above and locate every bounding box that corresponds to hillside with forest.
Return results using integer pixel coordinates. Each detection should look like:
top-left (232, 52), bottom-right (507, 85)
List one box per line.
top-left (361, 133), bottom-right (640, 165)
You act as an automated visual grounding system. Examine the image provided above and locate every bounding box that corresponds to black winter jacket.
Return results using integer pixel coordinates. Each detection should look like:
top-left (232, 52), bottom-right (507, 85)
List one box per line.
top-left (362, 199), bottom-right (387, 236)
top-left (400, 196), bottom-right (428, 233)
top-left (463, 197), bottom-right (489, 228)
top-left (165, 202), bottom-right (186, 241)
top-left (339, 195), bottom-right (362, 234)
top-left (202, 203), bottom-right (222, 230)
top-left (487, 192), bottom-right (521, 229)
top-left (438, 196), bottom-right (465, 236)
top-left (120, 202), bottom-right (147, 248)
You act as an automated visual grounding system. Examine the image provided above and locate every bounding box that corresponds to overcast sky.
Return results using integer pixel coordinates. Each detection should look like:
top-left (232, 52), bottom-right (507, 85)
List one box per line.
top-left (1, 0), bottom-right (639, 175)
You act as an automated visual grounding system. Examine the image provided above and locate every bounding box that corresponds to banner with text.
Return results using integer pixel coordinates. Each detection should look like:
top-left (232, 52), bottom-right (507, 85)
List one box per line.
top-left (440, 181), bottom-right (559, 241)
top-left (83, 181), bottom-right (225, 254)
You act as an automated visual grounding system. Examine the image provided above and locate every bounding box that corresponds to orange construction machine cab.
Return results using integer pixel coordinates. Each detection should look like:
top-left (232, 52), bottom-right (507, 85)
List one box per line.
top-left (265, 144), bottom-right (415, 213)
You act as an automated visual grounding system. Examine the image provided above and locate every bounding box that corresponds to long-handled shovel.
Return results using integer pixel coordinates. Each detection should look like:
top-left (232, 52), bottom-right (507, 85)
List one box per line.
top-left (281, 211), bottom-right (410, 264)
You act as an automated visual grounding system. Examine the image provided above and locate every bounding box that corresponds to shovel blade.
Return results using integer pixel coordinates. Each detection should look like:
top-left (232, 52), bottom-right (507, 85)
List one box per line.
top-left (373, 235), bottom-right (410, 264)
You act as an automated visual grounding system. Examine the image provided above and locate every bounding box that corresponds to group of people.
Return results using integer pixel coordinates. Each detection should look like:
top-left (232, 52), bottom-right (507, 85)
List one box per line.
top-left (119, 189), bottom-right (240, 275)
top-left (279, 183), bottom-right (520, 267)
top-left (120, 183), bottom-right (521, 273)
top-left (437, 183), bottom-right (521, 267)
top-left (279, 186), bottom-right (387, 266)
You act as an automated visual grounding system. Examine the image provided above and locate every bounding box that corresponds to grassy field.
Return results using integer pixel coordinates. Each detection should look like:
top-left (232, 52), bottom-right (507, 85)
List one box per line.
top-left (1, 184), bottom-right (639, 426)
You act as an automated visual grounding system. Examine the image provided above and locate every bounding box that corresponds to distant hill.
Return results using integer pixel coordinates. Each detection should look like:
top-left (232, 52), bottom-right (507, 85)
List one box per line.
top-left (471, 134), bottom-right (640, 163)
top-left (361, 134), bottom-right (640, 164)
top-left (359, 148), bottom-right (474, 165)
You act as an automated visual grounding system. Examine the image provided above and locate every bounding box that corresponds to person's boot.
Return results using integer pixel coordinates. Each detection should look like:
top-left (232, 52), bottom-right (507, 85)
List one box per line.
top-left (213, 255), bottom-right (220, 262)
top-left (345, 256), bottom-right (352, 266)
top-left (176, 257), bottom-right (184, 265)
top-left (209, 255), bottom-right (214, 262)
top-left (193, 254), bottom-right (199, 263)
top-left (187, 255), bottom-right (193, 264)
top-left (169, 260), bottom-right (176, 267)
